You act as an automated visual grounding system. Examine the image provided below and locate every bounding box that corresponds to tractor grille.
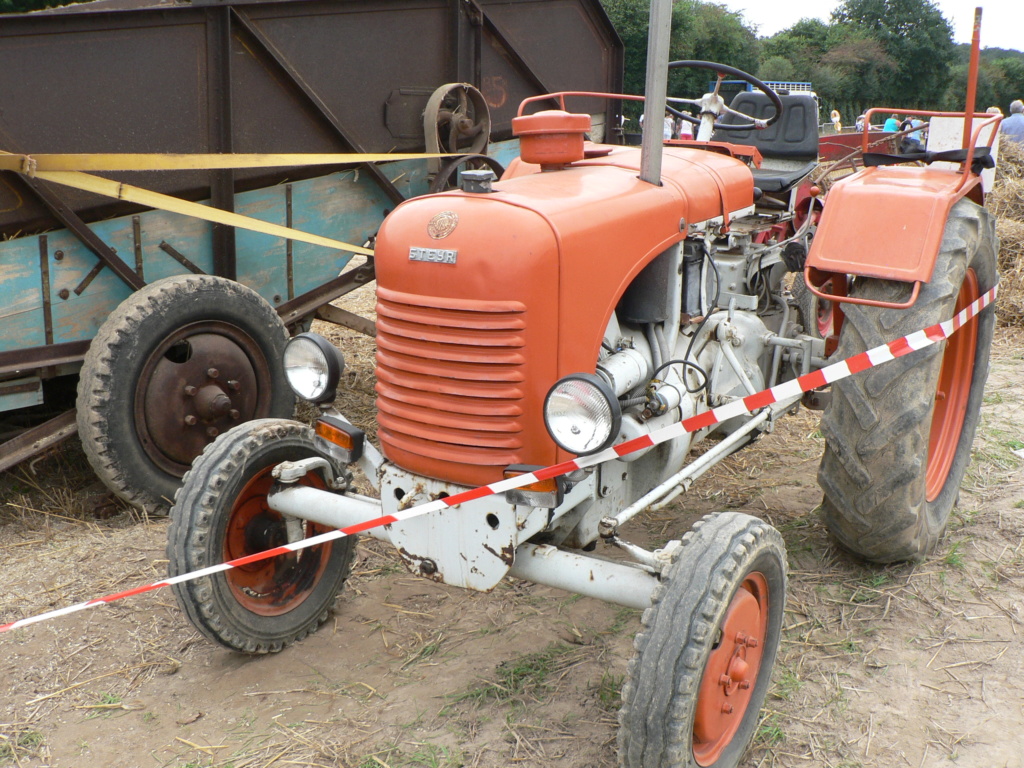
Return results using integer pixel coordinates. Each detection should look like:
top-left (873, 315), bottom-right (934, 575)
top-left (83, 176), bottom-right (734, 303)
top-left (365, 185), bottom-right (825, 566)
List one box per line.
top-left (375, 287), bottom-right (527, 481)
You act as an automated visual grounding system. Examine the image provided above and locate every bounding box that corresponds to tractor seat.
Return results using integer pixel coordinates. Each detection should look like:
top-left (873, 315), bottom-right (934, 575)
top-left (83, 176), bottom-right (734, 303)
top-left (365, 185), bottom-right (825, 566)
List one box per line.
top-left (749, 161), bottom-right (819, 193)
top-left (711, 92), bottom-right (819, 195)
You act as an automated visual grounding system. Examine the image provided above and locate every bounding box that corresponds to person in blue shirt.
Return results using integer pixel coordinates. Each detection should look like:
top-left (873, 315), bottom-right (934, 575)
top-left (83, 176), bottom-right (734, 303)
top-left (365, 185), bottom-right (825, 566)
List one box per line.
top-left (1001, 100), bottom-right (1024, 144)
top-left (883, 114), bottom-right (900, 132)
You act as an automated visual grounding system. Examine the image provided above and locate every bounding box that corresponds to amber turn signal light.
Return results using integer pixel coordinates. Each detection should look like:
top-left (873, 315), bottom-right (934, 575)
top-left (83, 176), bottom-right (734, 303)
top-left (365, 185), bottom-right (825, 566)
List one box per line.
top-left (502, 464), bottom-right (565, 508)
top-left (314, 414), bottom-right (364, 464)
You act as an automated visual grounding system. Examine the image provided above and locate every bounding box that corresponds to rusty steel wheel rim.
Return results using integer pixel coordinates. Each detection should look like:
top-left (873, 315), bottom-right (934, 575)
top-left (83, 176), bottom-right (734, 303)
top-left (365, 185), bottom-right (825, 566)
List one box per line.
top-left (223, 467), bottom-right (333, 616)
top-left (925, 268), bottom-right (979, 502)
top-left (692, 572), bottom-right (769, 767)
top-left (134, 321), bottom-right (272, 475)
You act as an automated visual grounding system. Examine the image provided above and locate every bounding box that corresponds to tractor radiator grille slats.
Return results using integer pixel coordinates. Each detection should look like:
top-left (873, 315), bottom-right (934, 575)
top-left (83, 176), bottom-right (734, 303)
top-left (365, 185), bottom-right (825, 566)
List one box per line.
top-left (375, 288), bottom-right (527, 471)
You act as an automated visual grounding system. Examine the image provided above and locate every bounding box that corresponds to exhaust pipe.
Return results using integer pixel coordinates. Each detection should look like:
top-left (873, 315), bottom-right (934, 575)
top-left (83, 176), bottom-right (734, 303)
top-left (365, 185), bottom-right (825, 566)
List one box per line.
top-left (638, 0), bottom-right (673, 186)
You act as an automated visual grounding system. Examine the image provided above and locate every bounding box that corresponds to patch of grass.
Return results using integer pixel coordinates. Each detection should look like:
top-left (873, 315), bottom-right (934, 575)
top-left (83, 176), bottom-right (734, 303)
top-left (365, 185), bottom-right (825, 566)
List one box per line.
top-left (85, 691), bottom-right (125, 719)
top-left (595, 670), bottom-right (623, 711)
top-left (400, 633), bottom-right (444, 670)
top-left (363, 743), bottom-right (462, 768)
top-left (754, 712), bottom-right (786, 747)
top-left (951, 507), bottom-right (980, 529)
top-left (448, 643), bottom-right (583, 706)
top-left (943, 541), bottom-right (966, 570)
top-left (771, 666), bottom-right (803, 701)
top-left (1014, 500), bottom-right (1024, 509)
top-left (606, 607), bottom-right (640, 635)
top-left (1006, 439), bottom-right (1024, 451)
top-left (0, 730), bottom-right (45, 760)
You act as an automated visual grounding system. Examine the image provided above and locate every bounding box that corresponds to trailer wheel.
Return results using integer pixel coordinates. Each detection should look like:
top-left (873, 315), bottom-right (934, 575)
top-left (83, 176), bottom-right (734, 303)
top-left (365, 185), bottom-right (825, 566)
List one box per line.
top-left (618, 512), bottom-right (786, 768)
top-left (818, 199), bottom-right (997, 562)
top-left (793, 274), bottom-right (834, 338)
top-left (77, 275), bottom-right (294, 514)
top-left (167, 419), bottom-right (355, 653)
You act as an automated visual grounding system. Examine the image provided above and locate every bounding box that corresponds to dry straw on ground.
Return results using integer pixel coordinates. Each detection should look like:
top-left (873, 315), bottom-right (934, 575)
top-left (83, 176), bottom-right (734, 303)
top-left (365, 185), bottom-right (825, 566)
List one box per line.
top-left (990, 140), bottom-right (1024, 326)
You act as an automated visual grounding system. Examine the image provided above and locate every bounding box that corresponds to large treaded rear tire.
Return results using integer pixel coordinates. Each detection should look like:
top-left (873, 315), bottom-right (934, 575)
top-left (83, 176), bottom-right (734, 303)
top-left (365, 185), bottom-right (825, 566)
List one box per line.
top-left (817, 199), bottom-right (997, 562)
top-left (77, 275), bottom-right (294, 515)
top-left (618, 513), bottom-right (787, 768)
top-left (167, 419), bottom-right (356, 654)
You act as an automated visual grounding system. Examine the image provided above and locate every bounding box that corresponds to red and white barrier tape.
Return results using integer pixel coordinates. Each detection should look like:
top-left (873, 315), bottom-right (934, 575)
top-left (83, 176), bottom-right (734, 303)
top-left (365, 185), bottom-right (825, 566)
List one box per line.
top-left (0, 285), bottom-right (997, 634)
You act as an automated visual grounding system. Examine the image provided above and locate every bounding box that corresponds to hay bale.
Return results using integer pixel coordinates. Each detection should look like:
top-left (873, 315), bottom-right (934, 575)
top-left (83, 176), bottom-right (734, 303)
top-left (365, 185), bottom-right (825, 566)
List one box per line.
top-left (992, 140), bottom-right (1024, 326)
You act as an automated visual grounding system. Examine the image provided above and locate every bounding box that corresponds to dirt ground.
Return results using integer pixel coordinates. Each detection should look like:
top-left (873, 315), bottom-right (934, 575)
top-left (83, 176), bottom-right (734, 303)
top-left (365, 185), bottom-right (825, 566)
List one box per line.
top-left (1, 279), bottom-right (1023, 768)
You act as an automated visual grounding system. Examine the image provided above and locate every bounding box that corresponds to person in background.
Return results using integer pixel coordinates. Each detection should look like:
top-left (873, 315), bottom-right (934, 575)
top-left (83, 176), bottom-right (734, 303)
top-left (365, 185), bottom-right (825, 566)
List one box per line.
top-left (883, 114), bottom-right (900, 132)
top-left (1000, 100), bottom-right (1024, 143)
top-left (676, 114), bottom-right (694, 139)
top-left (987, 106), bottom-right (1003, 116)
top-left (855, 114), bottom-right (866, 132)
top-left (663, 110), bottom-right (674, 141)
top-left (830, 109), bottom-right (842, 132)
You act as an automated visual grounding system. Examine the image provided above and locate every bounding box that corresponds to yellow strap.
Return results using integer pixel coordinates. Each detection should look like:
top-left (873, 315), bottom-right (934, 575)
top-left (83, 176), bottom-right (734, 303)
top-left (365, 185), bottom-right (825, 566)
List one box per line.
top-left (0, 151), bottom-right (454, 173)
top-left (34, 170), bottom-right (375, 255)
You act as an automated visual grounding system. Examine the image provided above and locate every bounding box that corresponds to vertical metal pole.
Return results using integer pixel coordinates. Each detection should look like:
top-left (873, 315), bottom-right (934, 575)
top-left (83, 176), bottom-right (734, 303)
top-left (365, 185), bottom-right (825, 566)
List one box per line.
top-left (639, 0), bottom-right (673, 185)
top-left (208, 6), bottom-right (236, 280)
top-left (962, 7), bottom-right (982, 152)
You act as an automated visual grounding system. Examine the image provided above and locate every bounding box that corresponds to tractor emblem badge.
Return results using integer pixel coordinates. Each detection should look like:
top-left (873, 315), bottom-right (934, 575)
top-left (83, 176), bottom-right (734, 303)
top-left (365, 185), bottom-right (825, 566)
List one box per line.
top-left (428, 211), bottom-right (459, 239)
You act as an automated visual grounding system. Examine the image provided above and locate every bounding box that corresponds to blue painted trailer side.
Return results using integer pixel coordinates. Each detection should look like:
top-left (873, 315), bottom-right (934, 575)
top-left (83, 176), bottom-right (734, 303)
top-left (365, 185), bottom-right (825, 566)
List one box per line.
top-left (0, 159), bottom-right (436, 413)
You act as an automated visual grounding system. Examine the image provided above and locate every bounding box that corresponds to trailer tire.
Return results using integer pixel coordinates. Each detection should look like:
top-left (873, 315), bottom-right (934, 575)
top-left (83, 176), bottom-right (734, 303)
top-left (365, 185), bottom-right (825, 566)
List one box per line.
top-left (618, 513), bottom-right (786, 768)
top-left (817, 199), bottom-right (997, 562)
top-left (77, 275), bottom-right (294, 514)
top-left (167, 419), bottom-right (355, 653)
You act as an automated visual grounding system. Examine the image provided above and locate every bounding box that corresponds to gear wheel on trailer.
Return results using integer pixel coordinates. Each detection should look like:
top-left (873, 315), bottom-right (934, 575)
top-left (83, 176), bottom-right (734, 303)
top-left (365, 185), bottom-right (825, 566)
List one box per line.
top-left (167, 419), bottom-right (356, 653)
top-left (77, 275), bottom-right (294, 515)
top-left (817, 198), bottom-right (997, 562)
top-left (618, 512), bottom-right (787, 768)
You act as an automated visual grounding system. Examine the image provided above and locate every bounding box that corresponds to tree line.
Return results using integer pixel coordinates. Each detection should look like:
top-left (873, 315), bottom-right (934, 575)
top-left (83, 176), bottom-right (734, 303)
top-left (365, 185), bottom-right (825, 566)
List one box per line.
top-left (600, 0), bottom-right (1024, 126)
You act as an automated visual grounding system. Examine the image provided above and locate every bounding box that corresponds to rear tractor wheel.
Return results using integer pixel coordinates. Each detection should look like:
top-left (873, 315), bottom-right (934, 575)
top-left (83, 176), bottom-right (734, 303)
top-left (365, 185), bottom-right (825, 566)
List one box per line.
top-left (167, 419), bottom-right (356, 653)
top-left (619, 512), bottom-right (787, 768)
top-left (817, 199), bottom-right (997, 562)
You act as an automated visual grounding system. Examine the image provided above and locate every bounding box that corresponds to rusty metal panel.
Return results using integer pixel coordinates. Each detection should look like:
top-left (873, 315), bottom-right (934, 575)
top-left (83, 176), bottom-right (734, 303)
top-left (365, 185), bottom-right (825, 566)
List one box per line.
top-left (0, 0), bottom-right (622, 237)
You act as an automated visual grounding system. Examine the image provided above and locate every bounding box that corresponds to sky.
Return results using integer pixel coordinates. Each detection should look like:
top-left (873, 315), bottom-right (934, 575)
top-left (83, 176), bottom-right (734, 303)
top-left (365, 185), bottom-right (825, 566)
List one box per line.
top-left (713, 0), bottom-right (1023, 52)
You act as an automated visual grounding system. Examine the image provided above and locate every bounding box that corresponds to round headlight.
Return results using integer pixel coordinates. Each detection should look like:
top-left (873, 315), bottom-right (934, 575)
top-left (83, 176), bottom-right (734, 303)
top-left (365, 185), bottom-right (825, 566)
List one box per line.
top-left (543, 373), bottom-right (621, 455)
top-left (283, 332), bottom-right (345, 404)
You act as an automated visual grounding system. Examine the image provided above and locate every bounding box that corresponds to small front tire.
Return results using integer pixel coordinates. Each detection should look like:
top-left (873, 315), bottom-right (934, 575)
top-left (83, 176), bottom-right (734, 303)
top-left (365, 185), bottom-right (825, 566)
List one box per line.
top-left (167, 419), bottom-right (356, 654)
top-left (619, 512), bottom-right (787, 768)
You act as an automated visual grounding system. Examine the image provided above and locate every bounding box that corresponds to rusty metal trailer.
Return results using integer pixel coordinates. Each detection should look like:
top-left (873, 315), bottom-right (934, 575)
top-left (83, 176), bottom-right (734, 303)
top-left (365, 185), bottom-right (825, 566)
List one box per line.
top-left (0, 0), bottom-right (622, 512)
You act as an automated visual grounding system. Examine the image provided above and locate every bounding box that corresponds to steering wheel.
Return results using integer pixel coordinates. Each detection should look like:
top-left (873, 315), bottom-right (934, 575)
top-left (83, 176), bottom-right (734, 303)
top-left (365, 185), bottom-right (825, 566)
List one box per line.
top-left (665, 61), bottom-right (783, 132)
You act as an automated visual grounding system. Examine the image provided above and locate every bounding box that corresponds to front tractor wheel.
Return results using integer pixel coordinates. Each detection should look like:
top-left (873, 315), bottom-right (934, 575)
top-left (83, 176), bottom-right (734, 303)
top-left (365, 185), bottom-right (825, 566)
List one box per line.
top-left (618, 513), bottom-right (787, 768)
top-left (818, 199), bottom-right (997, 562)
top-left (167, 419), bottom-right (356, 653)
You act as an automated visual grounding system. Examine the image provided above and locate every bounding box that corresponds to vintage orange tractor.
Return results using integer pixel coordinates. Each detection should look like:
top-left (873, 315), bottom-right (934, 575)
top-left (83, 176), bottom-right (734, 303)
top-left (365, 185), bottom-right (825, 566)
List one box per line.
top-left (166, 4), bottom-right (999, 765)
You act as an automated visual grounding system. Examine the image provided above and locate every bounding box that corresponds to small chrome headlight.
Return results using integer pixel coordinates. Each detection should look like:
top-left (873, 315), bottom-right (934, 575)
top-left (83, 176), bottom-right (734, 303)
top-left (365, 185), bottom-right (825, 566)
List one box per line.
top-left (283, 332), bottom-right (344, 404)
top-left (543, 373), bottom-right (621, 455)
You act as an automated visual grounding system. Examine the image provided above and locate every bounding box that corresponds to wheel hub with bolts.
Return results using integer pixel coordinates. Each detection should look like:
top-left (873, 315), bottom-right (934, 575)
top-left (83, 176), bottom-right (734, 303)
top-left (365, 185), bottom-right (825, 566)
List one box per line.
top-left (137, 325), bottom-right (267, 473)
top-left (223, 465), bottom-right (333, 617)
top-left (693, 572), bottom-right (768, 765)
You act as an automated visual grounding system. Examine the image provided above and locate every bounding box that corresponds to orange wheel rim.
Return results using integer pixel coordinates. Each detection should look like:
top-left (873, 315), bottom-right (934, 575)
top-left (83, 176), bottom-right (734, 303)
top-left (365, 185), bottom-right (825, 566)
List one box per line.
top-left (817, 299), bottom-right (834, 338)
top-left (926, 269), bottom-right (979, 502)
top-left (693, 572), bottom-right (769, 766)
top-left (223, 467), bottom-right (333, 616)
